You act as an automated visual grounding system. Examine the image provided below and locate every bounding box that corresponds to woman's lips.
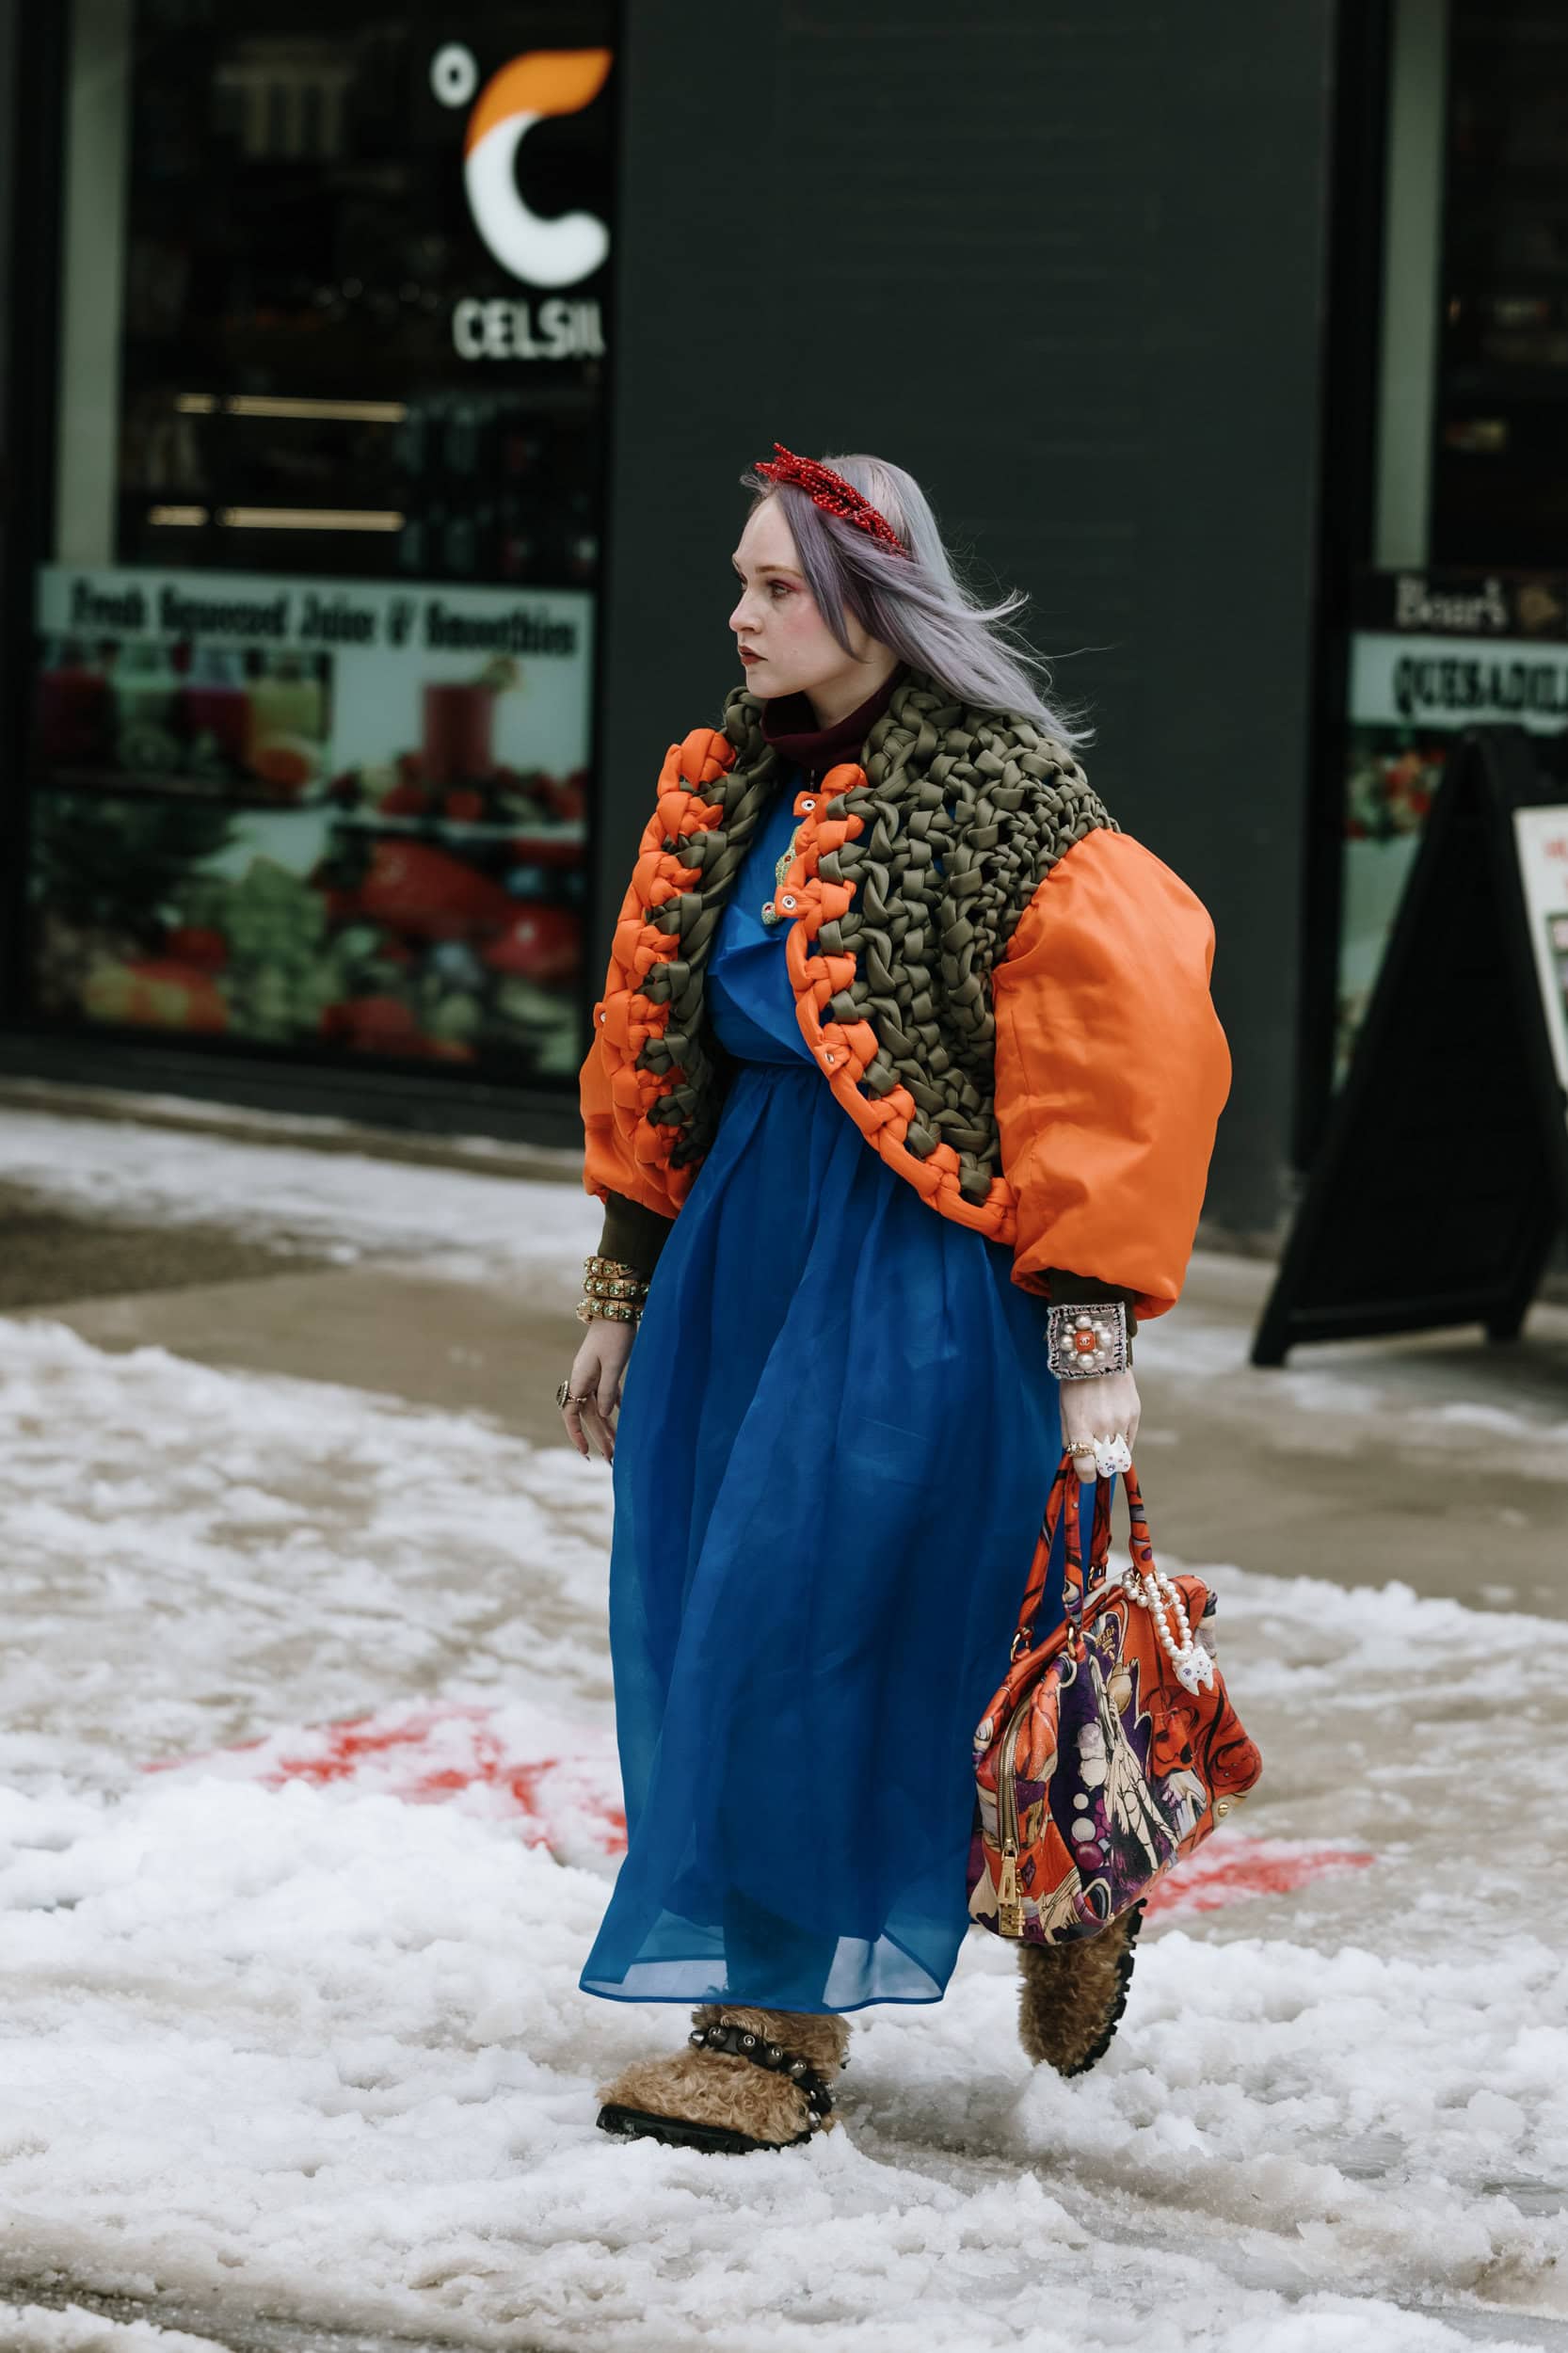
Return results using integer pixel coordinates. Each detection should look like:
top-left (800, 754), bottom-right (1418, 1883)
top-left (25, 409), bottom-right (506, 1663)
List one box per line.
top-left (739, 648), bottom-right (762, 664)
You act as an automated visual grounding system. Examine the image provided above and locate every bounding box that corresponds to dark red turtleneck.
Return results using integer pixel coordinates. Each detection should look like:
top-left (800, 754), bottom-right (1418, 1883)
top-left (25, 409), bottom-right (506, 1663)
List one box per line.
top-left (760, 661), bottom-right (908, 780)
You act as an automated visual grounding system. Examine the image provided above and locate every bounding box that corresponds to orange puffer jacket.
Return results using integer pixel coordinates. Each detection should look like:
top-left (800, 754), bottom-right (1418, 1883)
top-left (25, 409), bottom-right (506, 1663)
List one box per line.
top-left (581, 725), bottom-right (1230, 1323)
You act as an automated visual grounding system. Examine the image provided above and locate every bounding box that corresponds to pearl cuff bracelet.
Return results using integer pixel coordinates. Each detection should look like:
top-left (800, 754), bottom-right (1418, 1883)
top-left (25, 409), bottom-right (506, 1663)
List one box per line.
top-left (1046, 1301), bottom-right (1130, 1381)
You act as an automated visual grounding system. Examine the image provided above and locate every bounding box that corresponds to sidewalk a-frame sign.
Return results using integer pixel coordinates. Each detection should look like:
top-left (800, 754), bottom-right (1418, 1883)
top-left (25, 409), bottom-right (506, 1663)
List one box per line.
top-left (1253, 725), bottom-right (1568, 1366)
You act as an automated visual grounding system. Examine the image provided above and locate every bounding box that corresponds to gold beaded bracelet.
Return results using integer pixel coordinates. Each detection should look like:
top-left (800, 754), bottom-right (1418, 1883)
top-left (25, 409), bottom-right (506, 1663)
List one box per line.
top-left (577, 1251), bottom-right (648, 1326)
top-left (583, 1253), bottom-right (648, 1286)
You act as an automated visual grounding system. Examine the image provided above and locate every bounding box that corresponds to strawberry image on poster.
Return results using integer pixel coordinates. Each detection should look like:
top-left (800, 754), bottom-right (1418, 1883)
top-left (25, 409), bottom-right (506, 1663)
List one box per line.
top-left (351, 840), bottom-right (516, 939)
top-left (484, 904), bottom-right (580, 984)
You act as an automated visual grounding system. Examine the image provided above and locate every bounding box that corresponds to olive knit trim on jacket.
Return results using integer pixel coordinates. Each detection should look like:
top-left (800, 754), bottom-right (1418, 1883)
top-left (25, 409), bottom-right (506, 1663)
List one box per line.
top-left (590, 667), bottom-right (1139, 1353)
top-left (591, 678), bottom-right (905, 1289)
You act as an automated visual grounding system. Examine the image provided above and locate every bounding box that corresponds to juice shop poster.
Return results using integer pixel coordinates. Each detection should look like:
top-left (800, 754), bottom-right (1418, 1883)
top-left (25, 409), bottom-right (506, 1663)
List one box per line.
top-left (30, 565), bottom-right (593, 1080)
top-left (34, 563), bottom-right (592, 809)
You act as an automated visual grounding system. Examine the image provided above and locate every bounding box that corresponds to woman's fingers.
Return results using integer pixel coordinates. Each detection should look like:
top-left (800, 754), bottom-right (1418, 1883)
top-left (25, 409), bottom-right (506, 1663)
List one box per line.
top-left (580, 1397), bottom-right (615, 1462)
top-left (591, 1365), bottom-right (622, 1464)
top-left (558, 1321), bottom-right (636, 1464)
top-left (1060, 1371), bottom-right (1141, 1480)
top-left (560, 1344), bottom-right (606, 1460)
top-left (560, 1393), bottom-right (589, 1458)
top-left (579, 1374), bottom-right (616, 1459)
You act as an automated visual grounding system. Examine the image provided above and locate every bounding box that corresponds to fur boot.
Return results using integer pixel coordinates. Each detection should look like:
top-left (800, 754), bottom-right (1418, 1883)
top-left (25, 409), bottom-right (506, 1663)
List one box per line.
top-left (1016, 1901), bottom-right (1145, 2077)
top-left (596, 2003), bottom-right (852, 2153)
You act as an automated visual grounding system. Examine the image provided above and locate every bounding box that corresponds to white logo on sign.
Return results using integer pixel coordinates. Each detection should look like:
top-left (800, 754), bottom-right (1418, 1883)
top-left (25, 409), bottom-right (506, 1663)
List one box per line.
top-left (432, 43), bottom-right (612, 292)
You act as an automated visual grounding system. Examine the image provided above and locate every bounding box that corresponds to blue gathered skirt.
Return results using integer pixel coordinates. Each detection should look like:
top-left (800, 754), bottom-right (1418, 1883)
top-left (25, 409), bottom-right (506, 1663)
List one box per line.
top-left (580, 769), bottom-right (1110, 2012)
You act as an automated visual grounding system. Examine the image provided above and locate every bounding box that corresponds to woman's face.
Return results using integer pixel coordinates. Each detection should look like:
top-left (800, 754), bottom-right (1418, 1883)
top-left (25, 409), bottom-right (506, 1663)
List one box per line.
top-left (728, 494), bottom-right (882, 705)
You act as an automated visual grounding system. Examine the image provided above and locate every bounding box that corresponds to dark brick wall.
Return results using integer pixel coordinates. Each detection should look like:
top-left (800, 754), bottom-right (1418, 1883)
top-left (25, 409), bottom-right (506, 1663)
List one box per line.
top-left (595, 1), bottom-right (1338, 1236)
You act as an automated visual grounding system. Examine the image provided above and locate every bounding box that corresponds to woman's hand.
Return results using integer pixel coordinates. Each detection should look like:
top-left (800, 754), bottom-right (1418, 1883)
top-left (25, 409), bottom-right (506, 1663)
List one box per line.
top-left (559, 1317), bottom-right (638, 1464)
top-left (1060, 1368), bottom-right (1140, 1482)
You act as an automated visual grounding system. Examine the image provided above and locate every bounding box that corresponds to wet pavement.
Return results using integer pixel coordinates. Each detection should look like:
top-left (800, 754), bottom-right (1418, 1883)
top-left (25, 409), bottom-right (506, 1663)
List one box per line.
top-left (8, 1175), bottom-right (1564, 1619)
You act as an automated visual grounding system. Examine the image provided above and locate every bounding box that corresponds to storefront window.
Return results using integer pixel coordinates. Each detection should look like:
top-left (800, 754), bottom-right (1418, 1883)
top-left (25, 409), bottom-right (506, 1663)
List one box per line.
top-left (1335, 0), bottom-right (1568, 1076)
top-left (1433, 1), bottom-right (1568, 567)
top-left (28, 0), bottom-right (614, 1083)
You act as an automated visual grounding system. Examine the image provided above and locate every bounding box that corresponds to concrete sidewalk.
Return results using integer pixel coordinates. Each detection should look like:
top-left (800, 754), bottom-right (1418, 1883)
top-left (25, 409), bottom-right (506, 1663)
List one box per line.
top-left (10, 1178), bottom-right (1567, 1621)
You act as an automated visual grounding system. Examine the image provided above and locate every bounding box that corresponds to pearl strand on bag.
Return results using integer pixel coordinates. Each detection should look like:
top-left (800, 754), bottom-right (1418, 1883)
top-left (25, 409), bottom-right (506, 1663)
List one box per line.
top-left (1120, 1560), bottom-right (1215, 1695)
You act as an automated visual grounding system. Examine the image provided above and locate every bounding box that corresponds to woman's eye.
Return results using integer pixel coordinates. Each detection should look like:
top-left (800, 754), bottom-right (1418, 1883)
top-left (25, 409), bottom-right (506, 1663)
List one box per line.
top-left (769, 581), bottom-right (792, 598)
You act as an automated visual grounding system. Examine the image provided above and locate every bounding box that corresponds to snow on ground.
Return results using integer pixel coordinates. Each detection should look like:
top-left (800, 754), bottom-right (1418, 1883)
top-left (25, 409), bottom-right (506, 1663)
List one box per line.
top-left (2, 2307), bottom-right (232, 2352)
top-left (0, 1316), bottom-right (1563, 2350)
top-left (0, 1104), bottom-right (599, 1284)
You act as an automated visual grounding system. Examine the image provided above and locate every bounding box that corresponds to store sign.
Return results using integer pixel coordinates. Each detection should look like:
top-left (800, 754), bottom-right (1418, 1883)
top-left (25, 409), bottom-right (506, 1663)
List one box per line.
top-left (1352, 568), bottom-right (1568, 639)
top-left (451, 296), bottom-right (604, 362)
top-left (431, 41), bottom-right (612, 363)
top-left (42, 568), bottom-right (584, 659)
top-left (1350, 632), bottom-right (1568, 732)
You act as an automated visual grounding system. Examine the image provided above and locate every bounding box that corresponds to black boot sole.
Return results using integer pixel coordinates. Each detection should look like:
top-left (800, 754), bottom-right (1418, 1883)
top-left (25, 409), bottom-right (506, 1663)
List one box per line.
top-left (596, 2102), bottom-right (811, 2154)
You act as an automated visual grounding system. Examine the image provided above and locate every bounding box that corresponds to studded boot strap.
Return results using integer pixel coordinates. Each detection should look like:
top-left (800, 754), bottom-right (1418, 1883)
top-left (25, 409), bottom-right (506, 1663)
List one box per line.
top-left (687, 2018), bottom-right (840, 2127)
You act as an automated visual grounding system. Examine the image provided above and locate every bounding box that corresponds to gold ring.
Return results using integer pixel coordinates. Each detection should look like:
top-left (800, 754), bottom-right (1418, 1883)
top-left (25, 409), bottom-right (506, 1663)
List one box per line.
top-left (1066, 1438), bottom-right (1096, 1457)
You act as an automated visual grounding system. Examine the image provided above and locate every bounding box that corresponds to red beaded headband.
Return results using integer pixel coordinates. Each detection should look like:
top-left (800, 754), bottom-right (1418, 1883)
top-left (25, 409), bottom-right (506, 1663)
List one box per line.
top-left (752, 443), bottom-right (910, 558)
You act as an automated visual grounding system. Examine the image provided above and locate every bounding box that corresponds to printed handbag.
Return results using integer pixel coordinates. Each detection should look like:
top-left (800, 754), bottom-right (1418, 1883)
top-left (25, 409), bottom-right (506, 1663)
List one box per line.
top-left (968, 1451), bottom-right (1263, 1944)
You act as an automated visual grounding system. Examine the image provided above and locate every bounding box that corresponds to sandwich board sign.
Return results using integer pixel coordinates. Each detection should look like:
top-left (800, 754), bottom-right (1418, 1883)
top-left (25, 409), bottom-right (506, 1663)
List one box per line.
top-left (1253, 726), bottom-right (1568, 1366)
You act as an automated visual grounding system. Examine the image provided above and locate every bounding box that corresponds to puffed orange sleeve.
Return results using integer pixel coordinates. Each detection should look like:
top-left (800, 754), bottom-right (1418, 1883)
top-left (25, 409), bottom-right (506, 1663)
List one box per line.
top-left (581, 726), bottom-right (746, 1258)
top-left (578, 797), bottom-right (682, 1228)
top-left (989, 827), bottom-right (1231, 1321)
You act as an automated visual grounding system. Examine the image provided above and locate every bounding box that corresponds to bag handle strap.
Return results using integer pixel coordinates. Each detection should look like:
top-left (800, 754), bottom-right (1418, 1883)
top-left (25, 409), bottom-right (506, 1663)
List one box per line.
top-left (1011, 1450), bottom-right (1152, 1658)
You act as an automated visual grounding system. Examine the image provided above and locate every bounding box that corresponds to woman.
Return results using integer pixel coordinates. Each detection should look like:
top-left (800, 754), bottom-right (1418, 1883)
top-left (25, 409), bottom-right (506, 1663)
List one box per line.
top-left (558, 446), bottom-right (1230, 2154)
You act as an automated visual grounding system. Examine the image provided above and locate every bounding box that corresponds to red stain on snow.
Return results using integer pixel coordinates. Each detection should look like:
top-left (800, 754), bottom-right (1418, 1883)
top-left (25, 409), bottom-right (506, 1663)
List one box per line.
top-left (147, 1710), bottom-right (1369, 1915)
top-left (142, 1701), bottom-right (626, 1858)
top-left (1144, 1834), bottom-right (1374, 1916)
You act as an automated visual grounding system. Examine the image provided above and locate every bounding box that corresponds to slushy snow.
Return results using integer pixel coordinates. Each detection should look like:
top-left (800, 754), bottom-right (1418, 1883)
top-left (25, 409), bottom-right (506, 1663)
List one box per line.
top-left (0, 1298), bottom-right (1562, 2348)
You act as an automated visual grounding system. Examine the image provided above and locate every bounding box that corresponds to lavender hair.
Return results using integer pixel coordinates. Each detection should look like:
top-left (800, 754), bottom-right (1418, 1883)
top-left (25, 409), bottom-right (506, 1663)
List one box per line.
top-left (739, 451), bottom-right (1096, 747)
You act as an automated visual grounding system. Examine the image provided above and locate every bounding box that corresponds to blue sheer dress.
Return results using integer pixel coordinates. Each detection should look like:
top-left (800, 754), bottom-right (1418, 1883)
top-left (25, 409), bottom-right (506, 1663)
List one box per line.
top-left (579, 764), bottom-right (1107, 2013)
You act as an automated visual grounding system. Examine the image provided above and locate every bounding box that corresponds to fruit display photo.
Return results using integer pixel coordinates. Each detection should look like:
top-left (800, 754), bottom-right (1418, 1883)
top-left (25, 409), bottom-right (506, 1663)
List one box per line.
top-left (36, 635), bottom-right (333, 803)
top-left (27, 565), bottom-right (594, 1083)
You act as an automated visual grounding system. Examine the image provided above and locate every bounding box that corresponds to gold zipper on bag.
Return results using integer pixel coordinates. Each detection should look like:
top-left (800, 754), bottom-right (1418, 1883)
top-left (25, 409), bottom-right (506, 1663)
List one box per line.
top-left (995, 1615), bottom-right (1094, 1939)
top-left (995, 1703), bottom-right (1027, 1937)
